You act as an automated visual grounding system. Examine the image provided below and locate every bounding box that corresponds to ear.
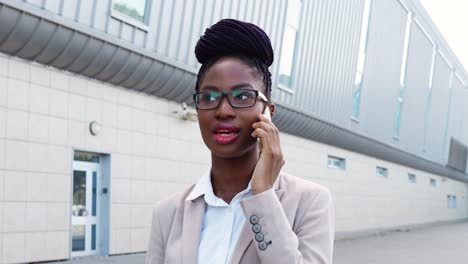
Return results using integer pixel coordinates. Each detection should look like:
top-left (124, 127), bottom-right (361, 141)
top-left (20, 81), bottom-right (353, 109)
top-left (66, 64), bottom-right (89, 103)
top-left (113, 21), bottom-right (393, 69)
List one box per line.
top-left (268, 103), bottom-right (275, 117)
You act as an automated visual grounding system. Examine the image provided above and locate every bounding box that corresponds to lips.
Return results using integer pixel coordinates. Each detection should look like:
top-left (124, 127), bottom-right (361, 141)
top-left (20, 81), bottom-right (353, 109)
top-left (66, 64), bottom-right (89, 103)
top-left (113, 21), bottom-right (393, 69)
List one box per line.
top-left (212, 124), bottom-right (240, 144)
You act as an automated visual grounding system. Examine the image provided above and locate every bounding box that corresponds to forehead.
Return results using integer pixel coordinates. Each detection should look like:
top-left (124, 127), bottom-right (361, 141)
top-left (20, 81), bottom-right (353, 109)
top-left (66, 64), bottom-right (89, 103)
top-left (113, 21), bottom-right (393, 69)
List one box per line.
top-left (200, 57), bottom-right (261, 91)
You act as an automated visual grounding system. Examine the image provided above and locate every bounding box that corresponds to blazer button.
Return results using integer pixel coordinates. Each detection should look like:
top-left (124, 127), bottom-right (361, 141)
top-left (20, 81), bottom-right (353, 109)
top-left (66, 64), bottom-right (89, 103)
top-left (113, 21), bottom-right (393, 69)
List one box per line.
top-left (250, 215), bottom-right (259, 224)
top-left (252, 224), bottom-right (261, 233)
top-left (258, 241), bottom-right (268, 251)
top-left (255, 232), bottom-right (264, 242)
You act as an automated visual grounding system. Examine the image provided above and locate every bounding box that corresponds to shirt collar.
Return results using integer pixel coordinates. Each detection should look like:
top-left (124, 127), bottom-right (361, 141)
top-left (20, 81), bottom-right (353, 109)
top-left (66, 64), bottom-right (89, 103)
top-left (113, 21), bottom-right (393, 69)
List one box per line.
top-left (186, 168), bottom-right (282, 202)
top-left (186, 168), bottom-right (253, 203)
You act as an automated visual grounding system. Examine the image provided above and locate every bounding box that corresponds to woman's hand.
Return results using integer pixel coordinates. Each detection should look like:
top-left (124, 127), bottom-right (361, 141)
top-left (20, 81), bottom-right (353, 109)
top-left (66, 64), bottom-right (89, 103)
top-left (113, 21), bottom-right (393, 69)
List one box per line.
top-left (250, 113), bottom-right (285, 194)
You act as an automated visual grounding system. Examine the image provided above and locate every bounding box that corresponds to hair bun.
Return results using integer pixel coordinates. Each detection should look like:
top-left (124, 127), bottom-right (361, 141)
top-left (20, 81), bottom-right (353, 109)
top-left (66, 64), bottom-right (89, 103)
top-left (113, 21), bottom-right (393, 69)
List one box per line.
top-left (195, 19), bottom-right (274, 67)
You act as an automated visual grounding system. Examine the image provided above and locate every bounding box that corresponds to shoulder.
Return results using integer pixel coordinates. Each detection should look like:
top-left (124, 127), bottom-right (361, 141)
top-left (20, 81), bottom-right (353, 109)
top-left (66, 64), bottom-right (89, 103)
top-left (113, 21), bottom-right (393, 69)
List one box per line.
top-left (279, 172), bottom-right (332, 206)
top-left (151, 184), bottom-right (196, 222)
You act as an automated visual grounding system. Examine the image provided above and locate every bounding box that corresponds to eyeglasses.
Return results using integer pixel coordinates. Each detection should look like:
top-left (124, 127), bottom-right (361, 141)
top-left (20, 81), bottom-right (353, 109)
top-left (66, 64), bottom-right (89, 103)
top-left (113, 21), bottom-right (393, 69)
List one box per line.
top-left (193, 89), bottom-right (269, 110)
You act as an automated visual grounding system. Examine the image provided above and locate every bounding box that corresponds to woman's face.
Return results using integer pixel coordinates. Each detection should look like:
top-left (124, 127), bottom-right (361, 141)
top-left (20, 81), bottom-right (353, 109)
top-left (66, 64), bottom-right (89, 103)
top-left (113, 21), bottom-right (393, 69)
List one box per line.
top-left (197, 57), bottom-right (269, 159)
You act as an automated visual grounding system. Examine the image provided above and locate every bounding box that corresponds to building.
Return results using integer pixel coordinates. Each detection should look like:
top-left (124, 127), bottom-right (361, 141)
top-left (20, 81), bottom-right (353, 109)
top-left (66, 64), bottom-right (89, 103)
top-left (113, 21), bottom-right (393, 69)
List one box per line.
top-left (0, 0), bottom-right (467, 262)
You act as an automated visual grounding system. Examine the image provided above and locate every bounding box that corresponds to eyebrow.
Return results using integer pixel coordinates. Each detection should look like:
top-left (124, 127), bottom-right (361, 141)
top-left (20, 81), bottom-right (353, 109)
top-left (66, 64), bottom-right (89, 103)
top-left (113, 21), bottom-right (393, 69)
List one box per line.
top-left (200, 83), bottom-right (255, 91)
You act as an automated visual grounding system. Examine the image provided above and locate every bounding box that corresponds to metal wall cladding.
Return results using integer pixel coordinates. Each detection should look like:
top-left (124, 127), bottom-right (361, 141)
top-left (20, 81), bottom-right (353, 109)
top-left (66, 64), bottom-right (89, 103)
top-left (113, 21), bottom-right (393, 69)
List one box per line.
top-left (274, 0), bottom-right (363, 129)
top-left (424, 53), bottom-right (452, 163)
top-left (446, 77), bottom-right (467, 160)
top-left (357, 0), bottom-right (407, 142)
top-left (23, 0), bottom-right (287, 74)
top-left (398, 22), bottom-right (433, 156)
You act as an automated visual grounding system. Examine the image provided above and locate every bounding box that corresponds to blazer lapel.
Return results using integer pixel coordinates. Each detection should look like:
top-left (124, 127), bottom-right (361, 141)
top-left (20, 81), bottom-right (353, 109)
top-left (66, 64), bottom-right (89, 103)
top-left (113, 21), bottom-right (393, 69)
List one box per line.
top-left (230, 188), bottom-right (284, 263)
top-left (182, 197), bottom-right (206, 264)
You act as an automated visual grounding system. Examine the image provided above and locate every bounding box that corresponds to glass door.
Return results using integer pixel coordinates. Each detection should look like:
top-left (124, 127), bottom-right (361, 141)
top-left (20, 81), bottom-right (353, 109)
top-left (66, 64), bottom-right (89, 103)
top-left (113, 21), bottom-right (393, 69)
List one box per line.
top-left (72, 161), bottom-right (101, 257)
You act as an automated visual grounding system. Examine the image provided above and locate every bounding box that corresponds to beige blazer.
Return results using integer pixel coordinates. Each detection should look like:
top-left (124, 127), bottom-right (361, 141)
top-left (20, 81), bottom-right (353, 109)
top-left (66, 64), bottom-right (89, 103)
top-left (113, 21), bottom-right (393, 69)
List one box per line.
top-left (146, 172), bottom-right (334, 264)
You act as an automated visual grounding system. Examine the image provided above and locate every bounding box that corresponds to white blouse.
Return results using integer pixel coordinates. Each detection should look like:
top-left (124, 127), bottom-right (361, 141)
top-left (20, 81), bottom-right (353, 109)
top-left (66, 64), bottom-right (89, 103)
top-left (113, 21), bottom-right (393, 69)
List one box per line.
top-left (186, 169), bottom-right (253, 264)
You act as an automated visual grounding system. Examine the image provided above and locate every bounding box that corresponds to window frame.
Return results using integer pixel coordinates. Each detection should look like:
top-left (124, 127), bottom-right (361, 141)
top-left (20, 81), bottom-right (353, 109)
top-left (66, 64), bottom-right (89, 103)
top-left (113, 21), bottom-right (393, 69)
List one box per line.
top-left (327, 155), bottom-right (346, 170)
top-left (110, 0), bottom-right (151, 31)
top-left (277, 0), bottom-right (302, 91)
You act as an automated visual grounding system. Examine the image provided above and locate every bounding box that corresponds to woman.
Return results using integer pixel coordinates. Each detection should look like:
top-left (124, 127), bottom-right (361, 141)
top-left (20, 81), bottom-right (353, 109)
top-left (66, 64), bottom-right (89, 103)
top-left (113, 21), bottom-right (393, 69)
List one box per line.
top-left (146, 19), bottom-right (334, 264)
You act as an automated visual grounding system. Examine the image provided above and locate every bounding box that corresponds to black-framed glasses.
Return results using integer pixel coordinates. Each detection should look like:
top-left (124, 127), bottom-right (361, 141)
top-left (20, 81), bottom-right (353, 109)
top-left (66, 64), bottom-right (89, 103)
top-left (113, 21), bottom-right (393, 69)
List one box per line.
top-left (193, 89), bottom-right (269, 110)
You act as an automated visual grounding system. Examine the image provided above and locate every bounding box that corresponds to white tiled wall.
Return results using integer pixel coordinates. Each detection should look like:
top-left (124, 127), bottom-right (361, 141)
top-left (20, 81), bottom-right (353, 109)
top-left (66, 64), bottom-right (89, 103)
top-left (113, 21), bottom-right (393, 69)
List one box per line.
top-left (0, 54), bottom-right (467, 262)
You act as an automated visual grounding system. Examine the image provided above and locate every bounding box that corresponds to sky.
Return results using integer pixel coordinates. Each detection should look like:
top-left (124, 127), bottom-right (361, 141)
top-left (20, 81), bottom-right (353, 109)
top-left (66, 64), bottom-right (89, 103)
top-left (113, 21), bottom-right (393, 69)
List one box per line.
top-left (419, 0), bottom-right (468, 73)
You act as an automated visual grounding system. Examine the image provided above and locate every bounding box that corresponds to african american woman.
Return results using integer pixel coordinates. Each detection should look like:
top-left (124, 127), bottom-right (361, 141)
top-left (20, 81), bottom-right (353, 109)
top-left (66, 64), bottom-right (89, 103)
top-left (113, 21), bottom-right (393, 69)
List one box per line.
top-left (146, 19), bottom-right (334, 264)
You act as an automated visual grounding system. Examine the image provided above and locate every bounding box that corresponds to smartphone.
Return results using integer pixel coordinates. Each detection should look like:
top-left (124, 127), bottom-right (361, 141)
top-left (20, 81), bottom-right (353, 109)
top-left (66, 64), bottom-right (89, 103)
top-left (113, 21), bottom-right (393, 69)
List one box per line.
top-left (258, 107), bottom-right (272, 152)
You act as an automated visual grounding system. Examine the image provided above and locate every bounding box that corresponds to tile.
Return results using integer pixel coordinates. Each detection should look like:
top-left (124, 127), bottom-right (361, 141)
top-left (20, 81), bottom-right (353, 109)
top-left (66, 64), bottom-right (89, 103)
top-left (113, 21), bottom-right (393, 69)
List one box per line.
top-left (100, 126), bottom-right (117, 152)
top-left (8, 58), bottom-right (29, 81)
top-left (25, 232), bottom-right (48, 262)
top-left (131, 108), bottom-right (146, 133)
top-left (0, 76), bottom-right (7, 106)
top-left (131, 132), bottom-right (146, 156)
top-left (45, 231), bottom-right (68, 260)
top-left (46, 203), bottom-right (69, 231)
top-left (111, 204), bottom-right (131, 228)
top-left (117, 130), bottom-right (132, 154)
top-left (29, 113), bottom-right (49, 143)
top-left (29, 83), bottom-right (50, 115)
top-left (3, 202), bottom-right (26, 232)
top-left (68, 120), bottom-right (86, 147)
top-left (50, 69), bottom-right (69, 91)
top-left (117, 105), bottom-right (132, 130)
top-left (111, 179), bottom-right (131, 203)
top-left (7, 78), bottom-right (29, 111)
top-left (4, 171), bottom-right (27, 201)
top-left (0, 54), bottom-right (8, 76)
top-left (2, 233), bottom-right (25, 263)
top-left (49, 88), bottom-right (69, 118)
top-left (131, 156), bottom-right (145, 180)
top-left (47, 174), bottom-right (70, 202)
top-left (28, 142), bottom-right (49, 172)
top-left (110, 228), bottom-right (131, 254)
top-left (30, 64), bottom-right (50, 87)
top-left (0, 170), bottom-right (3, 200)
top-left (131, 228), bottom-right (148, 252)
top-left (68, 94), bottom-right (86, 121)
top-left (102, 101), bottom-right (117, 127)
top-left (68, 76), bottom-right (88, 96)
top-left (47, 145), bottom-right (69, 174)
top-left (49, 117), bottom-right (68, 146)
top-left (131, 205), bottom-right (151, 228)
top-left (5, 140), bottom-right (29, 170)
top-left (0, 108), bottom-right (5, 138)
top-left (6, 109), bottom-right (29, 140)
top-left (27, 172), bottom-right (48, 201)
top-left (25, 203), bottom-right (47, 231)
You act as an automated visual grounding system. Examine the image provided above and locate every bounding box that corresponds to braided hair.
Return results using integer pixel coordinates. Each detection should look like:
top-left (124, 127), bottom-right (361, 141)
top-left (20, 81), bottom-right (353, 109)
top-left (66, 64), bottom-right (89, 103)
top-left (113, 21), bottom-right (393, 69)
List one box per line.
top-left (194, 19), bottom-right (274, 100)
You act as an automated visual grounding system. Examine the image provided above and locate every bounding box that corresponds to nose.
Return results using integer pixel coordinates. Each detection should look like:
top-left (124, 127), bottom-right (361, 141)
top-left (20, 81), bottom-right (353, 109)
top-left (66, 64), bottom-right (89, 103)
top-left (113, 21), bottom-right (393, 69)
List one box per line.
top-left (215, 96), bottom-right (236, 119)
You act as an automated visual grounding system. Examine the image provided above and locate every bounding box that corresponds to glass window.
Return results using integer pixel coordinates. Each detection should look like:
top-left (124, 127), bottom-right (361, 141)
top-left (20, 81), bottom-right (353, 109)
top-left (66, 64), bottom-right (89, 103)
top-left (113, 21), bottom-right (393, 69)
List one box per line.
top-left (328, 156), bottom-right (346, 170)
top-left (112, 0), bottom-right (148, 23)
top-left (408, 173), bottom-right (416, 183)
top-left (278, 0), bottom-right (302, 88)
top-left (352, 0), bottom-right (372, 119)
top-left (72, 225), bottom-right (86, 251)
top-left (430, 178), bottom-right (436, 187)
top-left (394, 12), bottom-right (413, 138)
top-left (73, 170), bottom-right (87, 217)
top-left (376, 166), bottom-right (388, 177)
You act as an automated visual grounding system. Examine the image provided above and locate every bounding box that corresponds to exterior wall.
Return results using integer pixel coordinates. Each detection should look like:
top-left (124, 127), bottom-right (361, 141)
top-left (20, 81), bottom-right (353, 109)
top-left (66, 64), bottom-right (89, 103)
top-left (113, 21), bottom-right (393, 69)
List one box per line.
top-left (2, 0), bottom-right (467, 171)
top-left (1, 55), bottom-right (467, 262)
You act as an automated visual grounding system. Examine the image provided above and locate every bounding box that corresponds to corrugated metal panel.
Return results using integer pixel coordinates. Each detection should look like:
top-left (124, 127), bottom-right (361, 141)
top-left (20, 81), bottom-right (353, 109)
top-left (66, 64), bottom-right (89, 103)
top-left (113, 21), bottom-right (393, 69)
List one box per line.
top-left (425, 53), bottom-right (452, 163)
top-left (445, 76), bottom-right (465, 160)
top-left (398, 22), bottom-right (433, 155)
top-left (359, 0), bottom-right (407, 143)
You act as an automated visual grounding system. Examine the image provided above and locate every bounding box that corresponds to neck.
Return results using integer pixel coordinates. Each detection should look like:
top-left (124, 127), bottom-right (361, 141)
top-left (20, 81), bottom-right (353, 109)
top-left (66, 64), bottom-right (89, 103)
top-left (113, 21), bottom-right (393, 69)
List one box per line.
top-left (210, 148), bottom-right (259, 202)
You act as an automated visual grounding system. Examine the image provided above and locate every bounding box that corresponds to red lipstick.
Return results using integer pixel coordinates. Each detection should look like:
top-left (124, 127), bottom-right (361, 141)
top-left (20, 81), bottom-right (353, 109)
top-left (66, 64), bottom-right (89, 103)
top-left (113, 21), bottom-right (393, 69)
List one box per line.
top-left (212, 124), bottom-right (240, 144)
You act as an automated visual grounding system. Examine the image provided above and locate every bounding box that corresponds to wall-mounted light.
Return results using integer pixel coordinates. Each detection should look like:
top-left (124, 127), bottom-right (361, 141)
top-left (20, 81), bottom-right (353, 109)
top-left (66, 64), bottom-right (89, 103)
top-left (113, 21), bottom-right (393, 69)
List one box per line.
top-left (89, 121), bottom-right (101, 136)
top-left (172, 102), bottom-right (198, 121)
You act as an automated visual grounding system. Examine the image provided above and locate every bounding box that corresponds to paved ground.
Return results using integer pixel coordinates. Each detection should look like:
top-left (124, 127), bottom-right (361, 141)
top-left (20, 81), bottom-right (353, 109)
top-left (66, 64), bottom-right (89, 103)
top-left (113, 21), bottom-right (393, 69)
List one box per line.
top-left (45, 221), bottom-right (468, 264)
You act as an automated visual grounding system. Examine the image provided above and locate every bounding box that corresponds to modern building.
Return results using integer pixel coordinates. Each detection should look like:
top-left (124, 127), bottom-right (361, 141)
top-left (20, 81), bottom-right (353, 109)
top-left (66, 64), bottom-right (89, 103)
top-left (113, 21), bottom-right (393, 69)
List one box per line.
top-left (0, 0), bottom-right (467, 262)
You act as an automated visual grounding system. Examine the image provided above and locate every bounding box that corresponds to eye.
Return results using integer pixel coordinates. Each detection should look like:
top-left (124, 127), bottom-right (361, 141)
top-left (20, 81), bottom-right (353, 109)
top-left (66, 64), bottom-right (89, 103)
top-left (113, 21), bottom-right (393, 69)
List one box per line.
top-left (201, 92), bottom-right (219, 102)
top-left (232, 90), bottom-right (255, 100)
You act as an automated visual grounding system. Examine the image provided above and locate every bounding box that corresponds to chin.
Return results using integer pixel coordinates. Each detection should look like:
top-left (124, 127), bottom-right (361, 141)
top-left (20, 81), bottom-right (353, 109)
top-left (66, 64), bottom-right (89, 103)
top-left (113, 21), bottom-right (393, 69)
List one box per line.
top-left (208, 141), bottom-right (258, 159)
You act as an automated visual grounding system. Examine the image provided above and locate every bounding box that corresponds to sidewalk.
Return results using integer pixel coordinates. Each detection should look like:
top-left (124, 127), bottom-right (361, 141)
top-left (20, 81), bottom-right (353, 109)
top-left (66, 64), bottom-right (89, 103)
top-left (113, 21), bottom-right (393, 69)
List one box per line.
top-left (46, 221), bottom-right (468, 264)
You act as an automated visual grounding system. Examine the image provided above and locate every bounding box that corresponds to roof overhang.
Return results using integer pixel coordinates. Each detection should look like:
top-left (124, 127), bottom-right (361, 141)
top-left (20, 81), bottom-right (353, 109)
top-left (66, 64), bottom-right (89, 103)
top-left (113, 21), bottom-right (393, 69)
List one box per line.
top-left (1, 2), bottom-right (467, 183)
